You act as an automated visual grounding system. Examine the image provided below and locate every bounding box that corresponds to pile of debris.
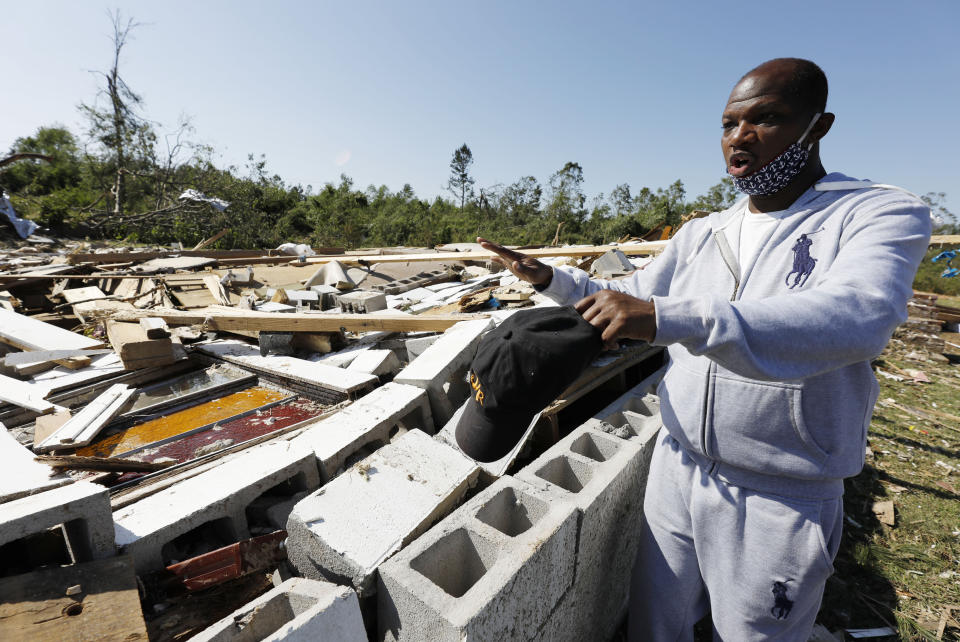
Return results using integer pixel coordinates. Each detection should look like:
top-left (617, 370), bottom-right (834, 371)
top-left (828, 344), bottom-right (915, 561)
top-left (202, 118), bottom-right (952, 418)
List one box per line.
top-left (0, 239), bottom-right (668, 640)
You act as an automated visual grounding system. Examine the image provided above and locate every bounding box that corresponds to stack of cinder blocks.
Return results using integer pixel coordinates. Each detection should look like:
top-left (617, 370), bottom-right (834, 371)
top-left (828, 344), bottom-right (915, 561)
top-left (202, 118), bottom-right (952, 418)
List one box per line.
top-left (376, 380), bottom-right (664, 641)
top-left (286, 429), bottom-right (480, 596)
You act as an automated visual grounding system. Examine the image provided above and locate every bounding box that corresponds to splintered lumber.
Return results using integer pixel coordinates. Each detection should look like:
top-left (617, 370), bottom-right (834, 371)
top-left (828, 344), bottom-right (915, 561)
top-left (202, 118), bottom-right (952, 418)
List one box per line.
top-left (303, 242), bottom-right (668, 266)
top-left (0, 428), bottom-right (70, 503)
top-left (202, 274), bottom-right (232, 305)
top-left (35, 384), bottom-right (136, 452)
top-left (35, 455), bottom-right (173, 473)
top-left (138, 317), bottom-right (170, 339)
top-left (0, 374), bottom-right (55, 414)
top-left (0, 309), bottom-right (104, 370)
top-left (3, 349), bottom-right (113, 367)
top-left (192, 227), bottom-right (229, 250)
top-left (0, 555), bottom-right (147, 642)
top-left (65, 247), bottom-right (344, 265)
top-left (106, 321), bottom-right (176, 370)
top-left (61, 286), bottom-right (107, 322)
top-left (110, 307), bottom-right (488, 333)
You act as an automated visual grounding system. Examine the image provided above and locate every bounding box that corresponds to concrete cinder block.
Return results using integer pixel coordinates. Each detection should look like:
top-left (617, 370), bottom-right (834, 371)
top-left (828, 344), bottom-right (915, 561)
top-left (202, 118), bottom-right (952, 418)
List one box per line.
top-left (286, 430), bottom-right (480, 596)
top-left (192, 577), bottom-right (359, 640)
top-left (346, 349), bottom-right (401, 377)
top-left (0, 480), bottom-right (115, 562)
top-left (377, 475), bottom-right (578, 641)
top-left (403, 334), bottom-right (439, 362)
top-left (289, 382), bottom-right (433, 481)
top-left (516, 424), bottom-right (656, 642)
top-left (581, 369), bottom-right (665, 442)
top-left (113, 441), bottom-right (320, 573)
top-left (589, 249), bottom-right (635, 276)
top-left (308, 284), bottom-right (341, 310)
top-left (394, 319), bottom-right (493, 428)
top-left (191, 577), bottom-right (366, 642)
top-left (436, 400), bottom-right (540, 481)
top-left (339, 290), bottom-right (387, 314)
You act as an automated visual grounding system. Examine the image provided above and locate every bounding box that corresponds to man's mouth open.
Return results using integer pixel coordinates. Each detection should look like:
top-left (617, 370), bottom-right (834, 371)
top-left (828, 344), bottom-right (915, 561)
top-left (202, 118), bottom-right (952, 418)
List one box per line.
top-left (727, 153), bottom-right (754, 177)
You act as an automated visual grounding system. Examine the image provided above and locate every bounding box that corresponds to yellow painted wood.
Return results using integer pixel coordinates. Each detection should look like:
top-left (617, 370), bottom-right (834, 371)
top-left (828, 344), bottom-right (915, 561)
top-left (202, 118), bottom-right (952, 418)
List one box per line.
top-left (76, 387), bottom-right (286, 458)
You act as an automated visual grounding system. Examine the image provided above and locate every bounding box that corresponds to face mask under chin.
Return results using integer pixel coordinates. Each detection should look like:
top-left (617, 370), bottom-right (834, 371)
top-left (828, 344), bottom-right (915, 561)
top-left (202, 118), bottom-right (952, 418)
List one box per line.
top-left (731, 143), bottom-right (811, 196)
top-left (729, 112), bottom-right (822, 196)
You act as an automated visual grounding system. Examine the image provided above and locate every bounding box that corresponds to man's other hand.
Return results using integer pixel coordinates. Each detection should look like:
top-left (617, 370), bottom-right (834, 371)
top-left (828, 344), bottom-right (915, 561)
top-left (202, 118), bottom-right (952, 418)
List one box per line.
top-left (575, 290), bottom-right (657, 349)
top-left (477, 237), bottom-right (553, 287)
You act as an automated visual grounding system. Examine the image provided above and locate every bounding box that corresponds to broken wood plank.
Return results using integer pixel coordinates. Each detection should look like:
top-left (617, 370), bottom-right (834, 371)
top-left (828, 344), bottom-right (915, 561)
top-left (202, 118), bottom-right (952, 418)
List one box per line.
top-left (165, 530), bottom-right (286, 592)
top-left (65, 248), bottom-right (344, 265)
top-left (4, 349), bottom-right (113, 368)
top-left (304, 242), bottom-right (668, 266)
top-left (202, 274), bottom-right (232, 306)
top-left (35, 384), bottom-right (136, 452)
top-left (138, 317), bottom-right (170, 339)
top-left (0, 428), bottom-right (70, 504)
top-left (34, 455), bottom-right (174, 473)
top-left (105, 321), bottom-right (176, 370)
top-left (0, 555), bottom-right (147, 642)
top-left (110, 307), bottom-right (488, 333)
top-left (0, 309), bottom-right (104, 369)
top-left (0, 374), bottom-right (55, 414)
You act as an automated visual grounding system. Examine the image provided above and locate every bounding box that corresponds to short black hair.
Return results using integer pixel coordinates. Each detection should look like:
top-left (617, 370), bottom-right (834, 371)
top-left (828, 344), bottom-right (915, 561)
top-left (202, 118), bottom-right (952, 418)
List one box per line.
top-left (744, 58), bottom-right (828, 114)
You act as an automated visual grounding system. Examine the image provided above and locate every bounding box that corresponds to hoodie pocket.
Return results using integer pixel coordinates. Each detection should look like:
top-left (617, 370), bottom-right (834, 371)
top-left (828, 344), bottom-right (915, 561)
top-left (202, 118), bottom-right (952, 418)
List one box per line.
top-left (656, 359), bottom-right (707, 454)
top-left (707, 375), bottom-right (828, 477)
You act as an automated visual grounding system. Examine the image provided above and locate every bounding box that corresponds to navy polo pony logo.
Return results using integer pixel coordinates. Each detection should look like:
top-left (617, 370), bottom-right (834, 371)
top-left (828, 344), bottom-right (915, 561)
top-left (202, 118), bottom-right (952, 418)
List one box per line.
top-left (785, 233), bottom-right (818, 288)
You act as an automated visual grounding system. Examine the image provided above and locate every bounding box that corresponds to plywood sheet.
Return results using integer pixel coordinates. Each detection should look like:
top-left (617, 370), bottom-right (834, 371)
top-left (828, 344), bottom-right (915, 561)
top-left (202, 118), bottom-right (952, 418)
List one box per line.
top-left (0, 555), bottom-right (147, 642)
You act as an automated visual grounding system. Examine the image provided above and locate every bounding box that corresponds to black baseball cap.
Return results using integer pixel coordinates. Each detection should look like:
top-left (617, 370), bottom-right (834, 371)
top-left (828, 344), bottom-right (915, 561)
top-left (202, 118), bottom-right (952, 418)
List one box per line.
top-left (454, 305), bottom-right (603, 462)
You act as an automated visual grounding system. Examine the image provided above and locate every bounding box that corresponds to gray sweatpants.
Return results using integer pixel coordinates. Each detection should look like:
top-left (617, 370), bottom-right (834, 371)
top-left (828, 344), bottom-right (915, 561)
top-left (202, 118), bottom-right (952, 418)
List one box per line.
top-left (629, 432), bottom-right (844, 641)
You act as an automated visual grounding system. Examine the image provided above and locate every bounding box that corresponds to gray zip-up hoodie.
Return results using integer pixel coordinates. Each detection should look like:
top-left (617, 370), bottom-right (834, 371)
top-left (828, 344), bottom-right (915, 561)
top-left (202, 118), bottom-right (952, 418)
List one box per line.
top-left (540, 173), bottom-right (931, 499)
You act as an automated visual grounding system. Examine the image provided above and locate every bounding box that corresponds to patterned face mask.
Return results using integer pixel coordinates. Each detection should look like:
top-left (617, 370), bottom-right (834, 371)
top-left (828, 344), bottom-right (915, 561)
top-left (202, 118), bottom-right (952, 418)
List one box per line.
top-left (731, 112), bottom-right (821, 196)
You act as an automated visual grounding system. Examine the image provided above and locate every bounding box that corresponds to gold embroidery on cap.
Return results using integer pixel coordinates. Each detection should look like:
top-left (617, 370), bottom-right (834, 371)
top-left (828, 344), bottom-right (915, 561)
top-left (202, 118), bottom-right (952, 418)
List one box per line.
top-left (470, 373), bottom-right (484, 406)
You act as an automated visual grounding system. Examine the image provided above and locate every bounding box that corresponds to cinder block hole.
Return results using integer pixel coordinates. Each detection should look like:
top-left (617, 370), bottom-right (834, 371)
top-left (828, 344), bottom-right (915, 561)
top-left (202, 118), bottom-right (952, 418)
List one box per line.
top-left (599, 410), bottom-right (654, 437)
top-left (570, 432), bottom-right (621, 462)
top-left (443, 368), bottom-right (471, 407)
top-left (0, 527), bottom-right (73, 579)
top-left (395, 405), bottom-right (428, 435)
top-left (222, 592), bottom-right (301, 640)
top-left (475, 487), bottom-right (548, 537)
top-left (411, 528), bottom-right (497, 598)
top-left (534, 456), bottom-right (594, 494)
top-left (622, 397), bottom-right (658, 417)
top-left (246, 472), bottom-right (310, 532)
top-left (161, 517), bottom-right (237, 567)
top-left (345, 441), bottom-right (384, 468)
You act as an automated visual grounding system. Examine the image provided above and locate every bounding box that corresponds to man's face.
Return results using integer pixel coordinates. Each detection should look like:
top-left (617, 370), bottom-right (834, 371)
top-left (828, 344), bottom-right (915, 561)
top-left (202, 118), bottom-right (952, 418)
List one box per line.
top-left (722, 72), bottom-right (813, 178)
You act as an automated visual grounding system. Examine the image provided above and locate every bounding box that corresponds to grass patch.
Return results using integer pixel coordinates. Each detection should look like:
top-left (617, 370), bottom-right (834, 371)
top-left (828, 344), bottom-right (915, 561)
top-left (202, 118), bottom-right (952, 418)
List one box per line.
top-left (816, 344), bottom-right (960, 641)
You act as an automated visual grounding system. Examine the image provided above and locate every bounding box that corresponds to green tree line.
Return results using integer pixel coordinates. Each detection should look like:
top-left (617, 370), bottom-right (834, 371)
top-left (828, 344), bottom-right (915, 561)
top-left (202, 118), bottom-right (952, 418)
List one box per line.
top-left (0, 12), bottom-right (953, 252)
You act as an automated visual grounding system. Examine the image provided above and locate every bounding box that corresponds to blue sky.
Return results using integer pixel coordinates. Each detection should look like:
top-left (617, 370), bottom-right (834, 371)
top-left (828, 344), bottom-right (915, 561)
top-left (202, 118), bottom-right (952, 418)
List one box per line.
top-left (3, 1), bottom-right (958, 213)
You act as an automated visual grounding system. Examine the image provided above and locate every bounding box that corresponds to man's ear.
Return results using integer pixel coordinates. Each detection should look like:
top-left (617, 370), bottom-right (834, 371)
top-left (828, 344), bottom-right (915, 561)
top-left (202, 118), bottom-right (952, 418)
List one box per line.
top-left (809, 112), bottom-right (835, 145)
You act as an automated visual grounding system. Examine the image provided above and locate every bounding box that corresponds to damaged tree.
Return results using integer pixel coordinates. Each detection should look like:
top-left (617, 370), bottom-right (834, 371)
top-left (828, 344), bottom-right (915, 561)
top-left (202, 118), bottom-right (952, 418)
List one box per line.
top-left (79, 10), bottom-right (154, 221)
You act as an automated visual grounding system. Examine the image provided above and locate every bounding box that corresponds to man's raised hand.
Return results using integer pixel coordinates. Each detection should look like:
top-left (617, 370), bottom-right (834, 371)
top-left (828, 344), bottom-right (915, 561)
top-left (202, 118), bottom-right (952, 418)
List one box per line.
top-left (477, 237), bottom-right (553, 287)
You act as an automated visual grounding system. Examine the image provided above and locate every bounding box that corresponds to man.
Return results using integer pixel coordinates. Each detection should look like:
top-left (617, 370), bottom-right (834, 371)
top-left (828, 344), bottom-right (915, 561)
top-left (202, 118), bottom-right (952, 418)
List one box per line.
top-left (480, 58), bottom-right (931, 640)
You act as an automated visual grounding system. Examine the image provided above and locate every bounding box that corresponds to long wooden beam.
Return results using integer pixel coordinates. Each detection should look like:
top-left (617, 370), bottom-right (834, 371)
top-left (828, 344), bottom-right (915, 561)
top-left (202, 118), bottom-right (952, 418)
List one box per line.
top-left (303, 243), bottom-right (668, 265)
top-left (65, 247), bottom-right (345, 265)
top-left (110, 308), bottom-right (487, 332)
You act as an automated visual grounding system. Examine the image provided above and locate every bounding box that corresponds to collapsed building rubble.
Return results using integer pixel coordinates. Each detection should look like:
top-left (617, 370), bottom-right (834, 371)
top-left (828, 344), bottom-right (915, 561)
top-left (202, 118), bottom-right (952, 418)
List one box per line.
top-left (0, 236), bottom-right (953, 641)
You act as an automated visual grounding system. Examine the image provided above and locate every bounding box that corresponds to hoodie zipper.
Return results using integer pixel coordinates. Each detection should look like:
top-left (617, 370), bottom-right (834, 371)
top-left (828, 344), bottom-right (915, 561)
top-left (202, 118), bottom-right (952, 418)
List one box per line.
top-left (698, 231), bottom-right (743, 469)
